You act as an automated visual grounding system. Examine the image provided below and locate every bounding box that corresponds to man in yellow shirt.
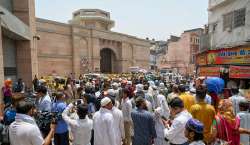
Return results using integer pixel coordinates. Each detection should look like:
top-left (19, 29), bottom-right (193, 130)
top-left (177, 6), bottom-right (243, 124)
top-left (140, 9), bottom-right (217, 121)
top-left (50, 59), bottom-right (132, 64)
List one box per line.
top-left (190, 85), bottom-right (216, 144)
top-left (178, 85), bottom-right (195, 112)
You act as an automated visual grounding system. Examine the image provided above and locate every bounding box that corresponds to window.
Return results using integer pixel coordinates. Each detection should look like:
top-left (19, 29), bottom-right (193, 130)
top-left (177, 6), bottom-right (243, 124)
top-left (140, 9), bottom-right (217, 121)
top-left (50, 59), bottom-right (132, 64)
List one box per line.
top-left (4, 67), bottom-right (16, 76)
top-left (234, 8), bottom-right (246, 28)
top-left (223, 8), bottom-right (246, 31)
top-left (223, 12), bottom-right (233, 31)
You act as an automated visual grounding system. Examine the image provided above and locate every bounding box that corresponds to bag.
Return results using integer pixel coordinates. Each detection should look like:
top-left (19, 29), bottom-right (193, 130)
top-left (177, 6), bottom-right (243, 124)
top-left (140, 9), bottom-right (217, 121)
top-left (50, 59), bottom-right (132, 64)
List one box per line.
top-left (0, 124), bottom-right (10, 145)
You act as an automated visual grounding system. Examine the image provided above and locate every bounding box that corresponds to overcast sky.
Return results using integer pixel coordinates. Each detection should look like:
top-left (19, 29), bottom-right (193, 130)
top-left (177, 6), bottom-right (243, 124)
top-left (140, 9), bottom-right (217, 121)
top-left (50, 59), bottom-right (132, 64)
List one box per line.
top-left (35, 0), bottom-right (208, 40)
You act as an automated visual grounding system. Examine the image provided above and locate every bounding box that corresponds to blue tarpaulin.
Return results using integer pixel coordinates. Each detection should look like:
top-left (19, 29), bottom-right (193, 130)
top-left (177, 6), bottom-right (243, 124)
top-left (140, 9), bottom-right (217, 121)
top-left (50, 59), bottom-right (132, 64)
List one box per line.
top-left (205, 77), bottom-right (225, 94)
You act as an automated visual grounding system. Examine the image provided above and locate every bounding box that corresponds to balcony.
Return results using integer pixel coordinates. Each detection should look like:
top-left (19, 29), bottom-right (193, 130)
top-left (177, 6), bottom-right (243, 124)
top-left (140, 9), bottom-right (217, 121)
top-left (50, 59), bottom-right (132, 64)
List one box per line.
top-left (208, 0), bottom-right (234, 11)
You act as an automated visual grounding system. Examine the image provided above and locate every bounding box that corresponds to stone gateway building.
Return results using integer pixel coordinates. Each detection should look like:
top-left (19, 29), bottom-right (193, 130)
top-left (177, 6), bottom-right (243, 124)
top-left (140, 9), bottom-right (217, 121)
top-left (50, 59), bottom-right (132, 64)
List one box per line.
top-left (0, 0), bottom-right (151, 89)
top-left (36, 9), bottom-right (151, 76)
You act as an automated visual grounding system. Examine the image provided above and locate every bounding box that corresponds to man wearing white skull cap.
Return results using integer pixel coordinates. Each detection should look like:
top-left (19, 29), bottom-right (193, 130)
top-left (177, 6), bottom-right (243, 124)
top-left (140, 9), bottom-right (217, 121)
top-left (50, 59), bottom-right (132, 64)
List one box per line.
top-left (93, 97), bottom-right (116, 145)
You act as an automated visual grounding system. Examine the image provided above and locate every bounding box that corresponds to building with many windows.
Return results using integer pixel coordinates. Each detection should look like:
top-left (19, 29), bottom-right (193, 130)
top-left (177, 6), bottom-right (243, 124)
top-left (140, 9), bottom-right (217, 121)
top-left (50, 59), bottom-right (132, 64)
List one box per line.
top-left (208, 0), bottom-right (250, 48)
top-left (158, 28), bottom-right (203, 76)
top-left (196, 0), bottom-right (250, 87)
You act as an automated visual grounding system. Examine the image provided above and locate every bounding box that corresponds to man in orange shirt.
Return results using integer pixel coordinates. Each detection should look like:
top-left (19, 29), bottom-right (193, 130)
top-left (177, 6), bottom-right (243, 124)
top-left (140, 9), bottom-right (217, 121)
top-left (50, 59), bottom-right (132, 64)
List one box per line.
top-left (190, 85), bottom-right (216, 144)
top-left (178, 85), bottom-right (195, 112)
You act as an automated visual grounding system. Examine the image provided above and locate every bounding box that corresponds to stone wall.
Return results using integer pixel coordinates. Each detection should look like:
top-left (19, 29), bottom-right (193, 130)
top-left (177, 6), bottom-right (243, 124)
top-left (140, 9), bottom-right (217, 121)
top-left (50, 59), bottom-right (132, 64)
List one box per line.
top-left (36, 19), bottom-right (73, 76)
top-left (36, 18), bottom-right (150, 76)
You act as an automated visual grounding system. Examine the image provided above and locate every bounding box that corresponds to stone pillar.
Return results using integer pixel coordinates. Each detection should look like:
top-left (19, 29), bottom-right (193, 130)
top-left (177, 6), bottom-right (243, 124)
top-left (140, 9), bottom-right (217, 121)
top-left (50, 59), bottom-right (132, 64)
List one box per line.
top-left (71, 28), bottom-right (81, 77)
top-left (91, 38), bottom-right (100, 72)
top-left (13, 0), bottom-right (38, 87)
top-left (121, 42), bottom-right (133, 72)
top-left (0, 26), bottom-right (5, 113)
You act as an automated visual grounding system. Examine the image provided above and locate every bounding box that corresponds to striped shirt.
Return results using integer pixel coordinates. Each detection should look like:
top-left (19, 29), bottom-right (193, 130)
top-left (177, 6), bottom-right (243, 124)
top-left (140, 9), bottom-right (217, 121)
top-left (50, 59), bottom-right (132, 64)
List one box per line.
top-left (131, 108), bottom-right (157, 145)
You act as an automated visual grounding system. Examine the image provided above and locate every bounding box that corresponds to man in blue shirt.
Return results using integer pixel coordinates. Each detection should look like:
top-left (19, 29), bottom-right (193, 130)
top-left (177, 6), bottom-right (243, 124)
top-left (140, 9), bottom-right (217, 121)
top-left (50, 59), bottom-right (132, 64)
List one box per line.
top-left (52, 92), bottom-right (69, 145)
top-left (131, 96), bottom-right (157, 145)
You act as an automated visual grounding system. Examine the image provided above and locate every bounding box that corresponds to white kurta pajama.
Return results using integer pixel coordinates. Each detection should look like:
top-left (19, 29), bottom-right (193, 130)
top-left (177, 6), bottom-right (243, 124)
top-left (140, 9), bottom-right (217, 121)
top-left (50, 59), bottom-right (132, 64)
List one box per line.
top-left (154, 108), bottom-right (170, 145)
top-left (93, 108), bottom-right (116, 145)
top-left (121, 97), bottom-right (133, 145)
top-left (156, 94), bottom-right (170, 117)
top-left (154, 95), bottom-right (170, 145)
top-left (112, 107), bottom-right (125, 145)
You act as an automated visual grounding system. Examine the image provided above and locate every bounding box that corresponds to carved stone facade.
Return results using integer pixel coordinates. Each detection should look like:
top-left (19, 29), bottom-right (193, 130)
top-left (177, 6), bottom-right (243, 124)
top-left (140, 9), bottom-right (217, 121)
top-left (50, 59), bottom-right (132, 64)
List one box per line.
top-left (36, 9), bottom-right (150, 76)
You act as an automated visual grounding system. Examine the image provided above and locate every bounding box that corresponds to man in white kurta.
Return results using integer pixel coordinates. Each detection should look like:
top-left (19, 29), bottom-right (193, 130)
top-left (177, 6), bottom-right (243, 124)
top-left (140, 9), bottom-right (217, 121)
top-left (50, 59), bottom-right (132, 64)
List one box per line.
top-left (112, 105), bottom-right (125, 145)
top-left (154, 108), bottom-right (169, 145)
top-left (121, 90), bottom-right (133, 145)
top-left (156, 93), bottom-right (170, 118)
top-left (154, 91), bottom-right (170, 145)
top-left (164, 97), bottom-right (192, 145)
top-left (93, 97), bottom-right (116, 145)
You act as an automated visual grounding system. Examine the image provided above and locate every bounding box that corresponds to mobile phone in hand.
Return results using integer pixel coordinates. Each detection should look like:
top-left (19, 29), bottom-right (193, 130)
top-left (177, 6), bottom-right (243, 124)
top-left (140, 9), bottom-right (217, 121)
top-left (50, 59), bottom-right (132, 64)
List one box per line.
top-left (75, 99), bottom-right (83, 106)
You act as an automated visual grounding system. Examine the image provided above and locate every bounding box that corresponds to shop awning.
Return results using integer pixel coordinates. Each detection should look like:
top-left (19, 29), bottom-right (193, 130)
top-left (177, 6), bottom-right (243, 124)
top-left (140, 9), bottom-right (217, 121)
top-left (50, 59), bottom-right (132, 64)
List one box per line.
top-left (198, 66), bottom-right (220, 77)
top-left (229, 66), bottom-right (250, 79)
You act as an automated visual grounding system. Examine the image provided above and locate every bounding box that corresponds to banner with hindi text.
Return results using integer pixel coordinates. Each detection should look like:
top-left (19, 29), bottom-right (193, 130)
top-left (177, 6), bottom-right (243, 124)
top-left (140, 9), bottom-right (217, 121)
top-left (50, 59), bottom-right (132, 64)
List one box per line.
top-left (229, 66), bottom-right (250, 79)
top-left (198, 67), bottom-right (220, 77)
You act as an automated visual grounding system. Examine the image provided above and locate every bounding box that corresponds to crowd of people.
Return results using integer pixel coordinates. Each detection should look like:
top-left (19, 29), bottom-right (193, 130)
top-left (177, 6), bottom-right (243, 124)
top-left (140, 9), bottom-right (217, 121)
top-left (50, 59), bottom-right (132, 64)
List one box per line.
top-left (1, 73), bottom-right (250, 145)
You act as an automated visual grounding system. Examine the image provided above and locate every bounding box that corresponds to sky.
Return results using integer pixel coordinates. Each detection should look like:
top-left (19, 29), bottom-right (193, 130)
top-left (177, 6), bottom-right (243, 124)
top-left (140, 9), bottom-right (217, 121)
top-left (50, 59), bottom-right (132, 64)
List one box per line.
top-left (35, 0), bottom-right (208, 41)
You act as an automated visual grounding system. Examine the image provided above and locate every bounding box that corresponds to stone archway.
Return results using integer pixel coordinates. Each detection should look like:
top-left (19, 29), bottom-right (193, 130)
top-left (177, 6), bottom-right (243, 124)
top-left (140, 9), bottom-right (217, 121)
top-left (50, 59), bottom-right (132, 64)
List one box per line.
top-left (100, 48), bottom-right (116, 73)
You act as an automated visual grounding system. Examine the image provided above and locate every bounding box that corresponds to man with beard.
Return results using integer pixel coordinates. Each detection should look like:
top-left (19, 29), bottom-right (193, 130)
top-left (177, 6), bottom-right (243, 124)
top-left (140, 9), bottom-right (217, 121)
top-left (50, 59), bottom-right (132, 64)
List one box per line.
top-left (9, 100), bottom-right (55, 145)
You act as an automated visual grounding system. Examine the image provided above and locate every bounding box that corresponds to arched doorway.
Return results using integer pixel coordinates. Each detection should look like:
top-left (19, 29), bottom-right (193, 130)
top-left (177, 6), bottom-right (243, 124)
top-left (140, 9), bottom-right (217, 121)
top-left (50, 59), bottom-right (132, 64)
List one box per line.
top-left (100, 48), bottom-right (116, 73)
